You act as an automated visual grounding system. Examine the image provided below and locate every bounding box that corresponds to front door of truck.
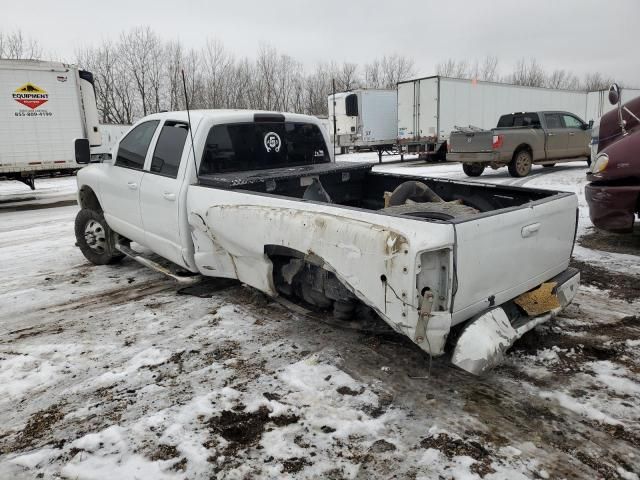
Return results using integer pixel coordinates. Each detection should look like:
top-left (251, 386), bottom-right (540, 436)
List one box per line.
top-left (139, 121), bottom-right (189, 268)
top-left (101, 120), bottom-right (160, 244)
top-left (562, 114), bottom-right (591, 158)
top-left (543, 113), bottom-right (568, 159)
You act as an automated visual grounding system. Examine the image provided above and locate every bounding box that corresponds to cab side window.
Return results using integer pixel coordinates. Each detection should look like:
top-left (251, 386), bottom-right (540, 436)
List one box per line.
top-left (544, 113), bottom-right (562, 129)
top-left (115, 120), bottom-right (160, 170)
top-left (149, 122), bottom-right (189, 178)
top-left (562, 115), bottom-right (583, 129)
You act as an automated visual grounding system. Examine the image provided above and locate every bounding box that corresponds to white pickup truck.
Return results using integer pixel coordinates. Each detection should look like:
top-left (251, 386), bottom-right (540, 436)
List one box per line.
top-left (73, 110), bottom-right (580, 375)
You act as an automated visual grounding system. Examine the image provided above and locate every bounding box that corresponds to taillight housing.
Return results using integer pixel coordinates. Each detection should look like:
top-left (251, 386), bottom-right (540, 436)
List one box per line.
top-left (492, 135), bottom-right (504, 150)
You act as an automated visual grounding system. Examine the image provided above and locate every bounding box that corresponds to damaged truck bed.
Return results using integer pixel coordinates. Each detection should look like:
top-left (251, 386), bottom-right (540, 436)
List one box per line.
top-left (73, 110), bottom-right (580, 374)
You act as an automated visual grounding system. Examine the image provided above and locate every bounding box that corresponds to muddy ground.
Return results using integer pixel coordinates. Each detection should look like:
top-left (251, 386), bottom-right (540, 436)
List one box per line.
top-left (1, 167), bottom-right (639, 479)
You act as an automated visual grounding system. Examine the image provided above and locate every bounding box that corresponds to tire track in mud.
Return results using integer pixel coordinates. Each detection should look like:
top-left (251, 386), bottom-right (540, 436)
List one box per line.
top-left (44, 279), bottom-right (175, 314)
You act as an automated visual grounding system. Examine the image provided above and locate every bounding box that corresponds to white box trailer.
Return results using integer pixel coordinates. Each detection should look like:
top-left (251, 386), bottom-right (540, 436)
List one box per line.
top-left (328, 89), bottom-right (397, 152)
top-left (397, 76), bottom-right (627, 159)
top-left (585, 87), bottom-right (640, 124)
top-left (0, 59), bottom-right (101, 189)
top-left (91, 124), bottom-right (131, 160)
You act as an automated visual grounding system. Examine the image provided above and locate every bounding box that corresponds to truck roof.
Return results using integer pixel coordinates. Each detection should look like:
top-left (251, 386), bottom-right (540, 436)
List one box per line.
top-left (501, 110), bottom-right (582, 116)
top-left (138, 109), bottom-right (323, 125)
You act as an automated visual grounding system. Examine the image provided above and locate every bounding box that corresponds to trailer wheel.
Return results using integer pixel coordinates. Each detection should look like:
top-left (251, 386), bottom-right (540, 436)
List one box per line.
top-left (508, 150), bottom-right (532, 177)
top-left (74, 209), bottom-right (124, 265)
top-left (462, 163), bottom-right (485, 177)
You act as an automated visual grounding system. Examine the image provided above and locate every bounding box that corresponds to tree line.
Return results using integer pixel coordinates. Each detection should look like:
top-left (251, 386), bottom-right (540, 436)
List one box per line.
top-left (1, 28), bottom-right (621, 125)
top-left (436, 56), bottom-right (615, 91)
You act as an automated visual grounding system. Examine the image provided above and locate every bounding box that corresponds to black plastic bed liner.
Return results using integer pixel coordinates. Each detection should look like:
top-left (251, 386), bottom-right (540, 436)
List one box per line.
top-left (197, 162), bottom-right (373, 189)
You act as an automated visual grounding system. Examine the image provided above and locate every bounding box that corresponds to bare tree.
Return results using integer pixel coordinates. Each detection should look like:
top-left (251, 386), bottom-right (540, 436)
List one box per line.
top-left (380, 54), bottom-right (415, 88)
top-left (546, 69), bottom-right (580, 90)
top-left (334, 62), bottom-right (360, 91)
top-left (509, 58), bottom-right (546, 87)
top-left (119, 27), bottom-right (164, 116)
top-left (582, 72), bottom-right (615, 91)
top-left (477, 55), bottom-right (499, 81)
top-left (437, 59), bottom-right (471, 78)
top-left (0, 30), bottom-right (42, 59)
top-left (201, 39), bottom-right (233, 108)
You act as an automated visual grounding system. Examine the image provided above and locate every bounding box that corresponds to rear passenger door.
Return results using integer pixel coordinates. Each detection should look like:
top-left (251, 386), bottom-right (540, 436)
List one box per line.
top-left (562, 114), bottom-right (590, 158)
top-left (543, 113), bottom-right (569, 159)
top-left (139, 121), bottom-right (190, 267)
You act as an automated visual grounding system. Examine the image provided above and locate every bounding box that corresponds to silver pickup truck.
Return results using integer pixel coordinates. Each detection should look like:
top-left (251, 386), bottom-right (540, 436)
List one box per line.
top-left (448, 111), bottom-right (592, 177)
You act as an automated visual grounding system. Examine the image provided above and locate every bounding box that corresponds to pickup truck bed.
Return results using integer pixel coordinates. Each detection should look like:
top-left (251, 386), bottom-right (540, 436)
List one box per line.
top-left (189, 160), bottom-right (578, 336)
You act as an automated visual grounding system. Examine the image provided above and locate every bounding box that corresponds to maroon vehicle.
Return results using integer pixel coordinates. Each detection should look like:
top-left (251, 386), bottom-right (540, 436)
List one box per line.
top-left (586, 84), bottom-right (640, 233)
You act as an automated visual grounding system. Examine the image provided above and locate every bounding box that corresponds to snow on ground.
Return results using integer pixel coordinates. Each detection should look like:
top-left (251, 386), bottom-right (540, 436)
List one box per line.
top-left (0, 177), bottom-right (77, 207)
top-left (0, 162), bottom-right (639, 479)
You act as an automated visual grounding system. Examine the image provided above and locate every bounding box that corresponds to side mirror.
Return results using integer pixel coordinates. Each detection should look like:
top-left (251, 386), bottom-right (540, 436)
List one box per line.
top-left (74, 138), bottom-right (91, 164)
top-left (588, 120), bottom-right (594, 129)
top-left (608, 83), bottom-right (620, 105)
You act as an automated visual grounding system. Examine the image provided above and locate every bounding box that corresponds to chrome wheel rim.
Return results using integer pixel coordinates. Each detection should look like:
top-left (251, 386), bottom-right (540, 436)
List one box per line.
top-left (516, 153), bottom-right (531, 176)
top-left (84, 219), bottom-right (107, 253)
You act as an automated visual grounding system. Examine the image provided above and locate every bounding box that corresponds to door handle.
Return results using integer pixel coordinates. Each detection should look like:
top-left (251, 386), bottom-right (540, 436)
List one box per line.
top-left (547, 133), bottom-right (555, 137)
top-left (163, 192), bottom-right (176, 201)
top-left (127, 182), bottom-right (138, 190)
top-left (521, 223), bottom-right (540, 238)
top-left (569, 132), bottom-right (576, 136)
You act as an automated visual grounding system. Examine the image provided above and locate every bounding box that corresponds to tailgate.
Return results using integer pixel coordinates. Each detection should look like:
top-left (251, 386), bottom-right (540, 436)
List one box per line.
top-left (450, 130), bottom-right (493, 153)
top-left (451, 193), bottom-right (578, 324)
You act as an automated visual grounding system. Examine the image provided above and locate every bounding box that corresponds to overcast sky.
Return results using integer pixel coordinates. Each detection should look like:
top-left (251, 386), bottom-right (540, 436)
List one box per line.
top-left (2, 0), bottom-right (637, 85)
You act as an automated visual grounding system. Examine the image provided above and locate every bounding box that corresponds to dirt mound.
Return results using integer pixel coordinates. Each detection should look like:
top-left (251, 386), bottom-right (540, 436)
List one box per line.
top-left (420, 433), bottom-right (495, 477)
top-left (570, 259), bottom-right (640, 302)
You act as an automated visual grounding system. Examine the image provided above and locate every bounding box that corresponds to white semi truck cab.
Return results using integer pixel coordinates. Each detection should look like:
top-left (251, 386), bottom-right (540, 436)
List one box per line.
top-left (73, 109), bottom-right (580, 375)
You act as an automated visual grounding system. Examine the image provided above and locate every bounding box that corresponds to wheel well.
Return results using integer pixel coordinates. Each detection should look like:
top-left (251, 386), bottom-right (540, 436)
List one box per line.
top-left (512, 144), bottom-right (532, 161)
top-left (78, 185), bottom-right (102, 213)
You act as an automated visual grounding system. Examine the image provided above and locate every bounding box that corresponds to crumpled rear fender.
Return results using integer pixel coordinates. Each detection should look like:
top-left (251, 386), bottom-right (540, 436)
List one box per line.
top-left (186, 189), bottom-right (455, 355)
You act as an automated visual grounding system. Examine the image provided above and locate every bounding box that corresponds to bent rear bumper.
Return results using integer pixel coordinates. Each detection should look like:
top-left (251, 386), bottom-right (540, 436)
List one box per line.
top-left (585, 182), bottom-right (640, 233)
top-left (451, 267), bottom-right (580, 375)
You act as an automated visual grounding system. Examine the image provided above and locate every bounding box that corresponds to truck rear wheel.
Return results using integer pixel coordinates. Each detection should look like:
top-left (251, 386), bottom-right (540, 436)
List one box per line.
top-left (462, 163), bottom-right (485, 177)
top-left (508, 150), bottom-right (532, 177)
top-left (74, 209), bottom-right (124, 265)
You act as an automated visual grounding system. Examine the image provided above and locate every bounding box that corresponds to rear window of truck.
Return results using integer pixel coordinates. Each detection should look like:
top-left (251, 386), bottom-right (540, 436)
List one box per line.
top-left (199, 122), bottom-right (330, 174)
top-left (497, 113), bottom-right (540, 128)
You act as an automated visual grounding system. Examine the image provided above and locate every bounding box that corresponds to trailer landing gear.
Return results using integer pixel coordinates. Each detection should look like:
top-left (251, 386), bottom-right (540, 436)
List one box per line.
top-left (20, 174), bottom-right (36, 190)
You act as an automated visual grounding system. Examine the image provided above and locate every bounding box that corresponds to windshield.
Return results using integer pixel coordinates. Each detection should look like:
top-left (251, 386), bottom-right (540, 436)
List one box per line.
top-left (199, 121), bottom-right (330, 174)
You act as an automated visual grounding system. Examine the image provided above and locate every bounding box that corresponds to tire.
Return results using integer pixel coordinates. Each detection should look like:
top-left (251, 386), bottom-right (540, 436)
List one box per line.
top-left (508, 150), bottom-right (532, 177)
top-left (384, 201), bottom-right (478, 220)
top-left (542, 163), bottom-right (556, 168)
top-left (74, 209), bottom-right (124, 265)
top-left (462, 163), bottom-right (485, 177)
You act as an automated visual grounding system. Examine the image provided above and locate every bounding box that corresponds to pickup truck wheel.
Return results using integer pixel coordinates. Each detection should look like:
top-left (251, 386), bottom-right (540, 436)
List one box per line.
top-left (74, 209), bottom-right (124, 265)
top-left (508, 150), bottom-right (532, 177)
top-left (462, 163), bottom-right (485, 177)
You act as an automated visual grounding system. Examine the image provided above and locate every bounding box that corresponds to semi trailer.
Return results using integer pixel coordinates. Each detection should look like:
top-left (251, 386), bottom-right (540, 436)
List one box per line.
top-left (328, 89), bottom-right (397, 156)
top-left (0, 59), bottom-right (101, 189)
